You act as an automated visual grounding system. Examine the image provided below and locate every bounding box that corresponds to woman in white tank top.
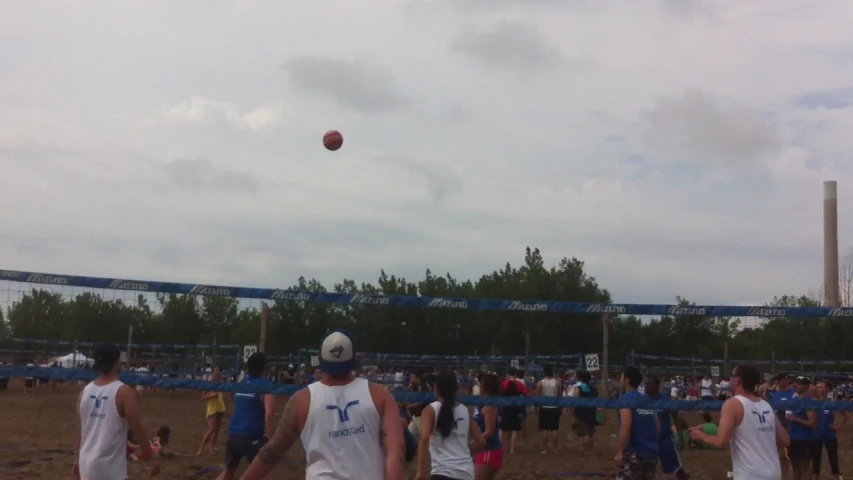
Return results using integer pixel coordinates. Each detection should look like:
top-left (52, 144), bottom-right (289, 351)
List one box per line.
top-left (416, 372), bottom-right (487, 480)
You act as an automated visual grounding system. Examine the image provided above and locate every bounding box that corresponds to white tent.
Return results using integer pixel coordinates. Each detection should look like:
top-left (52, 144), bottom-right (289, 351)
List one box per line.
top-left (53, 352), bottom-right (94, 368)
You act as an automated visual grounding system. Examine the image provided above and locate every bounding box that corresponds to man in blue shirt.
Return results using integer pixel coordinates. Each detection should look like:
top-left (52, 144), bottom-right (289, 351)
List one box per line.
top-left (786, 376), bottom-right (816, 480)
top-left (616, 366), bottom-right (660, 480)
top-left (770, 373), bottom-right (794, 480)
top-left (218, 353), bottom-right (276, 480)
top-left (644, 376), bottom-right (690, 480)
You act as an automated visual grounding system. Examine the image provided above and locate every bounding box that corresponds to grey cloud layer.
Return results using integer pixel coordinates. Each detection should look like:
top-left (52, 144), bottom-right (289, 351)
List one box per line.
top-left (282, 56), bottom-right (408, 113)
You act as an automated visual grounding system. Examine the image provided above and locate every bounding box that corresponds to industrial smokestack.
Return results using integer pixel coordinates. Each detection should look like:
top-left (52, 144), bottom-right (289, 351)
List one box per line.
top-left (824, 181), bottom-right (841, 307)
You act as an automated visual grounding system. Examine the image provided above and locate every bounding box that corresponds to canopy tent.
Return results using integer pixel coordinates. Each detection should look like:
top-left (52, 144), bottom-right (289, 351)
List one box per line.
top-left (52, 352), bottom-right (94, 368)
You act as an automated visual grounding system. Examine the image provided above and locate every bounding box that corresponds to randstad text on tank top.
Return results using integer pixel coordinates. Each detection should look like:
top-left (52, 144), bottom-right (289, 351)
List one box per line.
top-left (307, 378), bottom-right (379, 440)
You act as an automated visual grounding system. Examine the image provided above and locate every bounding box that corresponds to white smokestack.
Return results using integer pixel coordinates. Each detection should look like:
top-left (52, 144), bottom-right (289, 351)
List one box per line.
top-left (824, 181), bottom-right (841, 307)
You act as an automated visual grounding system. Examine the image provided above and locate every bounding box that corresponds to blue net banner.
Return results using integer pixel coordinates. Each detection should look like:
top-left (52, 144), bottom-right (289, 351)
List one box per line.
top-left (298, 349), bottom-right (582, 363)
top-left (2, 365), bottom-right (849, 411)
top-left (3, 337), bottom-right (239, 349)
top-left (3, 268), bottom-right (853, 317)
top-left (633, 353), bottom-right (853, 366)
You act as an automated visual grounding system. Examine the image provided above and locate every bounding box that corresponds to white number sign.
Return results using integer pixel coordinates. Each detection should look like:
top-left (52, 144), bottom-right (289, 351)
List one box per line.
top-left (243, 345), bottom-right (258, 362)
top-left (120, 352), bottom-right (128, 363)
top-left (510, 359), bottom-right (520, 368)
top-left (710, 366), bottom-right (720, 377)
top-left (585, 353), bottom-right (600, 372)
top-left (310, 355), bottom-right (320, 367)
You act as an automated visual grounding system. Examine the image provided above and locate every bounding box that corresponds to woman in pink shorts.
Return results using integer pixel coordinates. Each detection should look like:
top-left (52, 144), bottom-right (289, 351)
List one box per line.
top-left (473, 373), bottom-right (503, 479)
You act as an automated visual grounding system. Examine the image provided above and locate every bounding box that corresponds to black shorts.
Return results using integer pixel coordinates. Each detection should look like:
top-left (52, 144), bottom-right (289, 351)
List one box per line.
top-left (788, 439), bottom-right (811, 460)
top-left (405, 446), bottom-right (417, 463)
top-left (499, 417), bottom-right (522, 431)
top-left (616, 452), bottom-right (657, 480)
top-left (499, 407), bottom-right (523, 432)
top-left (572, 418), bottom-right (596, 437)
top-left (538, 407), bottom-right (561, 431)
top-left (208, 412), bottom-right (224, 420)
top-left (224, 434), bottom-right (267, 469)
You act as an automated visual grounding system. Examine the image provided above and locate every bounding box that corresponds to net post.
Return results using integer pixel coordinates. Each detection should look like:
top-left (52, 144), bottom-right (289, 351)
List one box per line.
top-left (126, 325), bottom-right (133, 365)
top-left (771, 349), bottom-right (776, 377)
top-left (601, 313), bottom-right (610, 397)
top-left (260, 302), bottom-right (269, 354)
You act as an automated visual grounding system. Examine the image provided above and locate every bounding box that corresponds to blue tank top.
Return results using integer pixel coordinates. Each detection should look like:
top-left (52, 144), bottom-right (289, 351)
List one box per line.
top-left (620, 390), bottom-right (659, 458)
top-left (771, 388), bottom-right (794, 429)
top-left (575, 382), bottom-right (598, 425)
top-left (648, 391), bottom-right (673, 439)
top-left (399, 408), bottom-right (418, 452)
top-left (788, 395), bottom-right (813, 441)
top-left (473, 408), bottom-right (502, 450)
top-left (229, 376), bottom-right (272, 437)
top-left (815, 408), bottom-right (835, 440)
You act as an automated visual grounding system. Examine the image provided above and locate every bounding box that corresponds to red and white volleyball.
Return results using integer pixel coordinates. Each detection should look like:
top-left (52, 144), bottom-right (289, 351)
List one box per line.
top-left (323, 130), bottom-right (343, 151)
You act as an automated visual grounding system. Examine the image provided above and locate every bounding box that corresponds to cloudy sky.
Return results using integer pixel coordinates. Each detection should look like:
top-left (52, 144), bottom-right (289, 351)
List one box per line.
top-left (2, 0), bottom-right (853, 307)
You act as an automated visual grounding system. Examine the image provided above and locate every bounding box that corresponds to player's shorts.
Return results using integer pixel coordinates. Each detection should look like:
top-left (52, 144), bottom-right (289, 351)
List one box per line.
top-left (616, 452), bottom-right (657, 480)
top-left (571, 418), bottom-right (596, 437)
top-left (658, 438), bottom-right (683, 474)
top-left (538, 407), bottom-right (561, 431)
top-left (224, 434), bottom-right (267, 469)
top-left (473, 447), bottom-right (504, 471)
top-left (788, 440), bottom-right (811, 460)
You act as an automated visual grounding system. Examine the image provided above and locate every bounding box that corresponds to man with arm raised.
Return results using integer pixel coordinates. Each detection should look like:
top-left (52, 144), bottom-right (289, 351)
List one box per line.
top-left (240, 330), bottom-right (404, 480)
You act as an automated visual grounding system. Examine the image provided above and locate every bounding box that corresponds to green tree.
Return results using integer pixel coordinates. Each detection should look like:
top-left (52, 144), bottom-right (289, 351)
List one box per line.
top-left (3, 246), bottom-right (848, 371)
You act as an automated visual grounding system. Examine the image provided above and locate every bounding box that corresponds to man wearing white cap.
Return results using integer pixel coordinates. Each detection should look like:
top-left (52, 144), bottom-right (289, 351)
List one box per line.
top-left (239, 329), bottom-right (404, 480)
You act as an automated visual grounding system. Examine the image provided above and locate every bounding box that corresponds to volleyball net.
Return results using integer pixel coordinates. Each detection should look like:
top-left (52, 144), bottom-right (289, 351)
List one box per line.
top-left (1, 268), bottom-right (852, 410)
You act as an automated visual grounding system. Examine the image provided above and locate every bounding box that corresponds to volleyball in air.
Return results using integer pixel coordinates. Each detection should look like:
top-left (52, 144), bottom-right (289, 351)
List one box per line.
top-left (323, 130), bottom-right (343, 151)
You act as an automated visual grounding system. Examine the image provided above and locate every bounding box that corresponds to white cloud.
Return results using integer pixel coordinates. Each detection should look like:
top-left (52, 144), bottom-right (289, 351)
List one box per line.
top-left (148, 97), bottom-right (284, 132)
top-left (3, 0), bottom-right (853, 307)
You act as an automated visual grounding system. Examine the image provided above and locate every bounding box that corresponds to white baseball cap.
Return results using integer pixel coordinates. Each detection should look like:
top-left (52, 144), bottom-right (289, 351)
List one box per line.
top-left (320, 329), bottom-right (357, 375)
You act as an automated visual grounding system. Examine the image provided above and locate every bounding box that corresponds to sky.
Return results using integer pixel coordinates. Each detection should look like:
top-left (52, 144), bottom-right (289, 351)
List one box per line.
top-left (3, 0), bottom-right (853, 307)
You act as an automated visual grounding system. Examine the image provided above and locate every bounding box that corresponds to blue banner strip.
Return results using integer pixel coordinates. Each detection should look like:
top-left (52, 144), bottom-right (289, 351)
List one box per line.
top-left (633, 353), bottom-right (853, 366)
top-left (1, 268), bottom-right (850, 317)
top-left (2, 366), bottom-right (849, 410)
top-left (299, 349), bottom-right (583, 363)
top-left (3, 337), bottom-right (238, 349)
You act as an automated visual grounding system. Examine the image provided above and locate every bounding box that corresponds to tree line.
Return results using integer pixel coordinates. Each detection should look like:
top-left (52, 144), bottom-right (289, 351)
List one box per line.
top-left (2, 247), bottom-right (853, 368)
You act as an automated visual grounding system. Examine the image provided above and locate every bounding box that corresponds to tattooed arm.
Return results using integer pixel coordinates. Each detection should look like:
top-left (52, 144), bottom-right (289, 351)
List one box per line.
top-left (376, 386), bottom-right (405, 480)
top-left (239, 390), bottom-right (307, 480)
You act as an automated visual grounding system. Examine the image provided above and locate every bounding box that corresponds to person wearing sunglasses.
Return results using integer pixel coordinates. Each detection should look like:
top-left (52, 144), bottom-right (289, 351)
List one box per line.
top-left (689, 364), bottom-right (789, 480)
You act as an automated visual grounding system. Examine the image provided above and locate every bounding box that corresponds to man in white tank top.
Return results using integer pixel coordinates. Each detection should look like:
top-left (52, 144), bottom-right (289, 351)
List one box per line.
top-left (536, 365), bottom-right (561, 454)
top-left (75, 344), bottom-right (159, 480)
top-left (238, 330), bottom-right (404, 480)
top-left (689, 364), bottom-right (790, 480)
